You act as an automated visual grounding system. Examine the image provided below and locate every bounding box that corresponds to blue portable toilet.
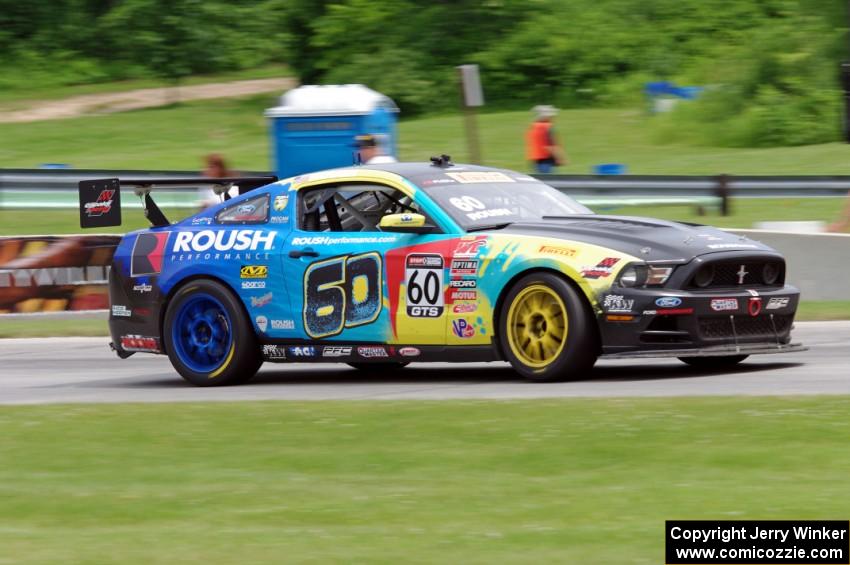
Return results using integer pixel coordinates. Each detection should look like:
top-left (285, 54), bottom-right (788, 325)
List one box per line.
top-left (265, 84), bottom-right (400, 178)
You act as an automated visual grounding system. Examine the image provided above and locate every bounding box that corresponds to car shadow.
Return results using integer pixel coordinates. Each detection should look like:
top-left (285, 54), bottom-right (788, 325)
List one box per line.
top-left (114, 360), bottom-right (804, 389)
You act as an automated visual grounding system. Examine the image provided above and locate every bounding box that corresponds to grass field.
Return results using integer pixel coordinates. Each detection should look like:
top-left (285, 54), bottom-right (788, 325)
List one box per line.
top-left (2, 302), bottom-right (849, 337)
top-left (0, 397), bottom-right (848, 563)
top-left (5, 97), bottom-right (850, 176)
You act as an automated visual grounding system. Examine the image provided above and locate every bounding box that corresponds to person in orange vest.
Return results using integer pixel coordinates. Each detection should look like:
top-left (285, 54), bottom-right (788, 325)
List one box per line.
top-left (525, 105), bottom-right (568, 173)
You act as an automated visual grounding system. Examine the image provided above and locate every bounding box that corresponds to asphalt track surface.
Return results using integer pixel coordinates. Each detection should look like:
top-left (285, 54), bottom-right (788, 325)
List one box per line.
top-left (1, 321), bottom-right (848, 405)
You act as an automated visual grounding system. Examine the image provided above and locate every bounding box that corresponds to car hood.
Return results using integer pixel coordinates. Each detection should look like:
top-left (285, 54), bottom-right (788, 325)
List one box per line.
top-left (494, 215), bottom-right (778, 262)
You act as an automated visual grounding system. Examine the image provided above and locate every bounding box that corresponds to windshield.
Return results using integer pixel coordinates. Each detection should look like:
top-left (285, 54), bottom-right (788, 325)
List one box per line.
top-left (415, 171), bottom-right (592, 230)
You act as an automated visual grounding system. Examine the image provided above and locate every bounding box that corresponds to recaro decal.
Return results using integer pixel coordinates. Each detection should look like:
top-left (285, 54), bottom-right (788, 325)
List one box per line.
top-left (303, 252), bottom-right (383, 338)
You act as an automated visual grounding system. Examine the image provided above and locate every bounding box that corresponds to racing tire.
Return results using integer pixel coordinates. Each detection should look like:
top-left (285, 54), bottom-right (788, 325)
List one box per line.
top-left (678, 355), bottom-right (749, 368)
top-left (347, 362), bottom-right (409, 372)
top-left (499, 272), bottom-right (599, 382)
top-left (164, 279), bottom-right (262, 386)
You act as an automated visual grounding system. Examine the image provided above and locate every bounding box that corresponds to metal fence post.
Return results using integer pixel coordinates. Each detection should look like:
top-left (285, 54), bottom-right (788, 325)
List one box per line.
top-left (716, 174), bottom-right (730, 216)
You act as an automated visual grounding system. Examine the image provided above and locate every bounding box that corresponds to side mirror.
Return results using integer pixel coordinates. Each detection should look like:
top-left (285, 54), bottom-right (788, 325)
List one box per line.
top-left (378, 213), bottom-right (437, 234)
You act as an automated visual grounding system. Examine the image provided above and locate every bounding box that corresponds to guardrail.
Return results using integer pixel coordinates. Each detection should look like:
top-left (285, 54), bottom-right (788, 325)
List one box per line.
top-left (2, 169), bottom-right (850, 213)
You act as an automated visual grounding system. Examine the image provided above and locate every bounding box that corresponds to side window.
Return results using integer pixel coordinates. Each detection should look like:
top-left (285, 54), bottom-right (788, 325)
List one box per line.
top-left (216, 193), bottom-right (269, 224)
top-left (300, 183), bottom-right (433, 232)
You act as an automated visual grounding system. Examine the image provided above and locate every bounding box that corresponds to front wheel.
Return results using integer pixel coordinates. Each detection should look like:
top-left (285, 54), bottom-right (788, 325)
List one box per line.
top-left (499, 272), bottom-right (599, 382)
top-left (163, 279), bottom-right (262, 386)
top-left (678, 355), bottom-right (748, 368)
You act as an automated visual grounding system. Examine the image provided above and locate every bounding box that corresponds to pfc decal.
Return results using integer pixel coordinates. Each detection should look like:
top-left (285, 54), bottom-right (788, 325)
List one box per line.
top-left (656, 297), bottom-right (683, 308)
top-left (255, 315), bottom-right (268, 332)
top-left (450, 259), bottom-right (478, 275)
top-left (250, 292), bottom-right (273, 308)
top-left (357, 346), bottom-right (388, 358)
top-left (581, 257), bottom-right (620, 279)
top-left (288, 346), bottom-right (316, 357)
top-left (452, 318), bottom-right (476, 339)
top-left (405, 253), bottom-right (444, 318)
top-left (322, 346), bottom-right (352, 357)
top-left (449, 279), bottom-right (476, 289)
top-left (602, 294), bottom-right (634, 313)
top-left (120, 335), bottom-right (159, 352)
top-left (130, 232), bottom-right (170, 276)
top-left (242, 280), bottom-right (266, 289)
top-left (240, 265), bottom-right (268, 279)
top-left (132, 283), bottom-right (152, 293)
top-left (84, 189), bottom-right (116, 217)
top-left (452, 303), bottom-right (477, 314)
top-left (262, 344), bottom-right (286, 360)
top-left (539, 245), bottom-right (577, 258)
top-left (171, 230), bottom-right (276, 253)
top-left (710, 298), bottom-right (739, 312)
top-left (449, 290), bottom-right (477, 301)
top-left (112, 304), bottom-right (131, 317)
top-left (271, 319), bottom-right (295, 330)
top-left (766, 297), bottom-right (790, 310)
top-left (303, 253), bottom-right (382, 338)
top-left (273, 195), bottom-right (289, 211)
top-left (398, 347), bottom-right (421, 357)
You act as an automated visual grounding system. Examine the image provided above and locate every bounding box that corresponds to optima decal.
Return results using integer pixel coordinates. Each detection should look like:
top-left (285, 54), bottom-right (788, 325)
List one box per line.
top-left (172, 230), bottom-right (276, 253)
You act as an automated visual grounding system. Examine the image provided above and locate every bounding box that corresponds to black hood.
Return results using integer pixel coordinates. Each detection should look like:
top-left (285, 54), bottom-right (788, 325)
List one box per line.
top-left (495, 215), bottom-right (778, 262)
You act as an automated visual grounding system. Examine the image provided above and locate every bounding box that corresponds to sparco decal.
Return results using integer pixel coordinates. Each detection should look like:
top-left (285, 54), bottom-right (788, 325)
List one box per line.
top-left (172, 230), bottom-right (276, 253)
top-left (131, 232), bottom-right (170, 276)
top-left (406, 254), bottom-right (444, 318)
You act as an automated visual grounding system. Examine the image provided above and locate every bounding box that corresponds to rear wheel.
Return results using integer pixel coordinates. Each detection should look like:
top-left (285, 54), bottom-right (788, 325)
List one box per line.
top-left (499, 272), bottom-right (598, 382)
top-left (678, 355), bottom-right (748, 368)
top-left (164, 279), bottom-right (262, 386)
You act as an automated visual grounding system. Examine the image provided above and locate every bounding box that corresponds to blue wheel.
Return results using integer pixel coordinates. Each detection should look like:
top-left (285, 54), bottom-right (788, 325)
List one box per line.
top-left (164, 280), bottom-right (261, 386)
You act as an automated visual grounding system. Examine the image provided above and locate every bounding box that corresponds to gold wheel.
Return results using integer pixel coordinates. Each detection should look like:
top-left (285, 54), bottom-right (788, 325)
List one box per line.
top-left (505, 284), bottom-right (568, 369)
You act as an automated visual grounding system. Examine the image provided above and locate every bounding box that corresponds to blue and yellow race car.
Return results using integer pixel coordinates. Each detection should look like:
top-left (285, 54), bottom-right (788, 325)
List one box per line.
top-left (79, 158), bottom-right (803, 386)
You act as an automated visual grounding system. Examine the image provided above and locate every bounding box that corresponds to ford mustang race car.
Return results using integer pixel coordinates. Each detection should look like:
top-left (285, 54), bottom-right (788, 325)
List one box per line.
top-left (79, 158), bottom-right (804, 386)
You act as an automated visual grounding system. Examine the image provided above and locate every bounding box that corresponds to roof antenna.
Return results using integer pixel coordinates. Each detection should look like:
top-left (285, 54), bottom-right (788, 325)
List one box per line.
top-left (430, 154), bottom-right (453, 168)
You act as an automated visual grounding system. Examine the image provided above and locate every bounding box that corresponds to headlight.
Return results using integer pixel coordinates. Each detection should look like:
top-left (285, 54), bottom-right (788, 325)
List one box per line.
top-left (762, 262), bottom-right (780, 285)
top-left (693, 264), bottom-right (715, 288)
top-left (646, 265), bottom-right (674, 286)
top-left (618, 264), bottom-right (647, 288)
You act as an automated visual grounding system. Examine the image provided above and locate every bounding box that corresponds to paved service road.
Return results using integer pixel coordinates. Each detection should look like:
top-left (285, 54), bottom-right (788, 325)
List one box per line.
top-left (1, 322), bottom-right (848, 405)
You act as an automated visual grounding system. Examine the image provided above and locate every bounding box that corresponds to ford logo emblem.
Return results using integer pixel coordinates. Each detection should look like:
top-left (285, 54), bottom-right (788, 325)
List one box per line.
top-left (656, 297), bottom-right (682, 308)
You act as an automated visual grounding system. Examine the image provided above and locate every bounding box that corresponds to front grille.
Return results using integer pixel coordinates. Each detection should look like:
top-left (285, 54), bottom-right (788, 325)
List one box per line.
top-left (698, 314), bottom-right (793, 340)
top-left (687, 259), bottom-right (785, 289)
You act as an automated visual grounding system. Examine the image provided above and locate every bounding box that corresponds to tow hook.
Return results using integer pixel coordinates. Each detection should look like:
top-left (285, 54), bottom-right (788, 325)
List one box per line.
top-left (109, 341), bottom-right (135, 359)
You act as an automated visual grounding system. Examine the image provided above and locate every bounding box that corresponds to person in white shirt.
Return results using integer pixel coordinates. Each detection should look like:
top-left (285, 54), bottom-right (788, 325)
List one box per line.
top-left (354, 134), bottom-right (397, 164)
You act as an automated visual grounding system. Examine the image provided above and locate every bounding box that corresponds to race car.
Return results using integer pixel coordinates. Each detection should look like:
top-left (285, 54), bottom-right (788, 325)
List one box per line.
top-left (79, 158), bottom-right (804, 386)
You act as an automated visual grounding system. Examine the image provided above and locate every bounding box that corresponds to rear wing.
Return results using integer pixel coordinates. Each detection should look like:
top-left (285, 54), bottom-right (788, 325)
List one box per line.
top-left (78, 176), bottom-right (277, 228)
